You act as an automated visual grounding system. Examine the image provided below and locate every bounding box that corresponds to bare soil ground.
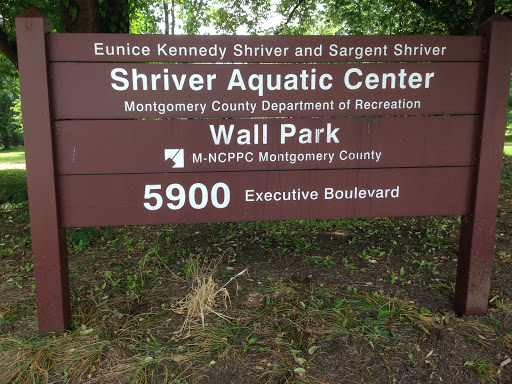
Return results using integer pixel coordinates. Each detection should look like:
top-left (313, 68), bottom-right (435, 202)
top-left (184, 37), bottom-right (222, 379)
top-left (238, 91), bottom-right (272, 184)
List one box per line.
top-left (1, 157), bottom-right (512, 383)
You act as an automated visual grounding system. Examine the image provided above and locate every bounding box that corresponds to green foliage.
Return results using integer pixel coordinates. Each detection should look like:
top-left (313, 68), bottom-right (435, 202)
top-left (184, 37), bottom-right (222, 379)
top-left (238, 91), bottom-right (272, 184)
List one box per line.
top-left (67, 227), bottom-right (100, 253)
top-left (210, 0), bottom-right (511, 36)
top-left (130, 0), bottom-right (164, 34)
top-left (325, 0), bottom-right (447, 35)
top-left (0, 1), bottom-right (65, 38)
top-left (208, 0), bottom-right (273, 34)
top-left (0, 57), bottom-right (22, 149)
top-left (174, 0), bottom-right (212, 34)
top-left (0, 2), bottom-right (65, 148)
top-left (99, 0), bottom-right (131, 33)
top-left (464, 354), bottom-right (501, 382)
top-left (130, 0), bottom-right (213, 35)
top-left (507, 74), bottom-right (512, 135)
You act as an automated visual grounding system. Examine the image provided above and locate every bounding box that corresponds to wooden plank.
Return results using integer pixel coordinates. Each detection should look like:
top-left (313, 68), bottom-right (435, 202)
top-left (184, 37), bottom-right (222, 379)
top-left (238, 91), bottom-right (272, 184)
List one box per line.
top-left (54, 116), bottom-right (478, 175)
top-left (58, 167), bottom-right (474, 228)
top-left (47, 34), bottom-right (486, 63)
top-left (16, 9), bottom-right (71, 334)
top-left (456, 15), bottom-right (512, 316)
top-left (49, 62), bottom-right (484, 119)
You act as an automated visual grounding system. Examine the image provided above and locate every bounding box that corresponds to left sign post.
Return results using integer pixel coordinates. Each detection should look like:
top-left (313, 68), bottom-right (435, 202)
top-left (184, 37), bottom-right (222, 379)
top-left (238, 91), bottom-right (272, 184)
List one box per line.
top-left (16, 9), bottom-right (72, 334)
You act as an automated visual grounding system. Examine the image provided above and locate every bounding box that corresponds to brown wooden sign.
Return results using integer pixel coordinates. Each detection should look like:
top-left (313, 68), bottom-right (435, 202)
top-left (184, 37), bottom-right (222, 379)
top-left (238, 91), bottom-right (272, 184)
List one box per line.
top-left (16, 8), bottom-right (512, 334)
top-left (55, 116), bottom-right (478, 174)
top-left (47, 34), bottom-right (486, 63)
top-left (58, 168), bottom-right (474, 228)
top-left (50, 62), bottom-right (483, 119)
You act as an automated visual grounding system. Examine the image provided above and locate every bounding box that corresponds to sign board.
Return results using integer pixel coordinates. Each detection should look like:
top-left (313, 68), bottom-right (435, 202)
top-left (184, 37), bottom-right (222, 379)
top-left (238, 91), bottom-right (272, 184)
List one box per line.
top-left (16, 9), bottom-right (512, 333)
top-left (49, 62), bottom-right (483, 118)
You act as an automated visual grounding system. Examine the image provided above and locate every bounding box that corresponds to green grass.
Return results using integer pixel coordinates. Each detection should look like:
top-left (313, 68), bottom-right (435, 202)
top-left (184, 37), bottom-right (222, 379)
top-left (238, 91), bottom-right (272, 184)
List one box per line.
top-left (507, 104), bottom-right (511, 137)
top-left (0, 146), bottom-right (25, 164)
top-left (0, 147), bottom-right (27, 205)
top-left (0, 169), bottom-right (28, 205)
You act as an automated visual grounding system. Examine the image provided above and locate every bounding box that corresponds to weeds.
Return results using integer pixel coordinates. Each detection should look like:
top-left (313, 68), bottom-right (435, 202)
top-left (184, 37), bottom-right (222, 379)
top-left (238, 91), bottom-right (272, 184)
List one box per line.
top-left (464, 354), bottom-right (501, 383)
top-left (172, 255), bottom-right (248, 335)
top-left (68, 227), bottom-right (99, 253)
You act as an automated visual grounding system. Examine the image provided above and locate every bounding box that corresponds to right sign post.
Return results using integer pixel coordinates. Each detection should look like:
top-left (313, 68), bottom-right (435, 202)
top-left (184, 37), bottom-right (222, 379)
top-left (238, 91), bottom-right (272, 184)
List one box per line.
top-left (456, 16), bottom-right (512, 315)
top-left (16, 10), bottom-right (512, 333)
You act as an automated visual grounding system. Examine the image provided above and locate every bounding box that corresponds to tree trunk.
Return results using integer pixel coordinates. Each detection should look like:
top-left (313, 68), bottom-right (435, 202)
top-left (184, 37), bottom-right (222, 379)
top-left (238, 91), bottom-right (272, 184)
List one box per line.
top-left (163, 0), bottom-right (169, 34)
top-left (59, 0), bottom-right (100, 33)
top-left (59, 0), bottom-right (130, 34)
top-left (0, 128), bottom-right (10, 149)
top-left (171, 0), bottom-right (176, 35)
top-left (0, 28), bottom-right (17, 68)
top-left (477, 0), bottom-right (496, 22)
top-left (474, 0), bottom-right (496, 26)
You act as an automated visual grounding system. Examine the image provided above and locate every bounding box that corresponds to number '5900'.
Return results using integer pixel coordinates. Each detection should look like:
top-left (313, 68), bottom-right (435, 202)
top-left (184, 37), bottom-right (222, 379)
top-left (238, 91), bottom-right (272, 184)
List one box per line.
top-left (143, 183), bottom-right (231, 211)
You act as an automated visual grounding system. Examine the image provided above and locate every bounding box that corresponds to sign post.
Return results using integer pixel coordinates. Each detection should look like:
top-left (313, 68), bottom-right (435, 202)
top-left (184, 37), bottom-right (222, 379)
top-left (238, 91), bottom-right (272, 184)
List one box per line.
top-left (16, 9), bottom-right (71, 333)
top-left (456, 15), bottom-right (512, 315)
top-left (16, 8), bottom-right (512, 333)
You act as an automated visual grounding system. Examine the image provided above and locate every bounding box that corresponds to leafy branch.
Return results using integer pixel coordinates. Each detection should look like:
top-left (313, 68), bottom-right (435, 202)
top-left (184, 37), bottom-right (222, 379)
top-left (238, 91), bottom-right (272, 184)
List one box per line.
top-left (274, 0), bottom-right (305, 35)
top-left (0, 26), bottom-right (17, 69)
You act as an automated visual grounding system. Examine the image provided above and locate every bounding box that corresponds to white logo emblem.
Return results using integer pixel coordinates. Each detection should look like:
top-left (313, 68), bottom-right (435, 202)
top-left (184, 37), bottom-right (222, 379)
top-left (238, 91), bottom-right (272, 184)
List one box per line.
top-left (164, 149), bottom-right (184, 168)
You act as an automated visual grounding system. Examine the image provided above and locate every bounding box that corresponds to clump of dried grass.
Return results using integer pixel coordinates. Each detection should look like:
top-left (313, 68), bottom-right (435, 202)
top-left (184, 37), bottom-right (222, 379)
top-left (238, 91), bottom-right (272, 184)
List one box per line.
top-left (172, 256), bottom-right (247, 335)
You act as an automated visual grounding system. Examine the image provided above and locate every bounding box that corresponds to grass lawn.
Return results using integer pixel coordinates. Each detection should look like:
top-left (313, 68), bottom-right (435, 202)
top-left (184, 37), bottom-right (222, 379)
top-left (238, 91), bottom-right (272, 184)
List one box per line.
top-left (0, 147), bottom-right (27, 204)
top-left (0, 146), bottom-right (26, 164)
top-left (0, 169), bottom-right (28, 205)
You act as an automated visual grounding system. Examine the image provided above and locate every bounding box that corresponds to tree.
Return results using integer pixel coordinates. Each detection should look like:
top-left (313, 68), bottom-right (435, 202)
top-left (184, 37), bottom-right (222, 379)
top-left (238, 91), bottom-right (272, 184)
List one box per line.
top-left (3, 0), bottom-right (512, 69)
top-left (210, 0), bottom-right (511, 36)
top-left (0, 56), bottom-right (22, 149)
top-left (0, 0), bottom-right (135, 148)
top-left (0, 0), bottom-right (134, 71)
top-left (0, 0), bottom-right (219, 148)
top-left (0, 0), bottom-right (219, 71)
top-left (0, 1), bottom-right (63, 69)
